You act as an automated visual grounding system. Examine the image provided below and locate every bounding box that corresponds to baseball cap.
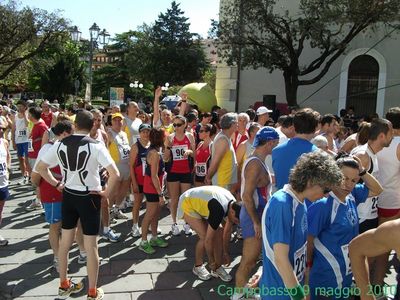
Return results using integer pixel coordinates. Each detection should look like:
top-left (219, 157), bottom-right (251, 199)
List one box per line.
top-left (253, 126), bottom-right (279, 147)
top-left (139, 123), bottom-right (151, 132)
top-left (111, 112), bottom-right (124, 120)
top-left (256, 106), bottom-right (273, 115)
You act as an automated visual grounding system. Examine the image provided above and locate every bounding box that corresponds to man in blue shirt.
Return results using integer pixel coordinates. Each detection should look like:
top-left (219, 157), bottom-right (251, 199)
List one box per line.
top-left (272, 108), bottom-right (320, 190)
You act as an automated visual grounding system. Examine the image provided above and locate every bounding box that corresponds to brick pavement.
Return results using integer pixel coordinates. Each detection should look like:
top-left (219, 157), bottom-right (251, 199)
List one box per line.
top-left (0, 150), bottom-right (398, 300)
top-left (0, 150), bottom-right (242, 300)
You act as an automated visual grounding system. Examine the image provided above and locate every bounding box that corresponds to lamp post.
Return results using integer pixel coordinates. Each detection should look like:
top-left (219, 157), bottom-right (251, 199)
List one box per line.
top-left (70, 23), bottom-right (110, 101)
top-left (129, 81), bottom-right (143, 101)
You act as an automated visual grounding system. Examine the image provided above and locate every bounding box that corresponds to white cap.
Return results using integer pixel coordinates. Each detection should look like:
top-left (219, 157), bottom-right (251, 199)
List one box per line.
top-left (256, 106), bottom-right (273, 115)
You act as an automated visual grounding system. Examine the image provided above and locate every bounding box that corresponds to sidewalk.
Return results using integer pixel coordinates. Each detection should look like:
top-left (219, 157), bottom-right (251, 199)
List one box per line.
top-left (0, 149), bottom-right (398, 299)
top-left (0, 150), bottom-right (241, 300)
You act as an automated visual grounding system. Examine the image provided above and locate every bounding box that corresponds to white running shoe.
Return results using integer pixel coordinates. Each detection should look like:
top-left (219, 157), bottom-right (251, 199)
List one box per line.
top-left (131, 224), bottom-right (141, 237)
top-left (171, 223), bottom-right (181, 236)
top-left (192, 264), bottom-right (212, 280)
top-left (183, 223), bottom-right (193, 236)
top-left (25, 200), bottom-right (42, 211)
top-left (211, 266), bottom-right (232, 282)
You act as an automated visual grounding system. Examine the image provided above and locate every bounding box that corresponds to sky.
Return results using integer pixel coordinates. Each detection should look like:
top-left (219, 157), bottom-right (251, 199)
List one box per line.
top-left (19, 0), bottom-right (220, 39)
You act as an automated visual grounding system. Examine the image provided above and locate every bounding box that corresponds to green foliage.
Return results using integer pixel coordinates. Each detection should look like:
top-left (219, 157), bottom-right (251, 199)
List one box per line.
top-left (92, 2), bottom-right (210, 99)
top-left (28, 41), bottom-right (86, 101)
top-left (217, 0), bottom-right (400, 105)
top-left (131, 2), bottom-right (209, 86)
top-left (0, 0), bottom-right (69, 81)
top-left (202, 68), bottom-right (216, 90)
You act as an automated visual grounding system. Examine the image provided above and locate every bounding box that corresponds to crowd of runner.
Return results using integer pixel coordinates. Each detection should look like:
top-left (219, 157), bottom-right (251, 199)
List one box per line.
top-left (0, 89), bottom-right (399, 300)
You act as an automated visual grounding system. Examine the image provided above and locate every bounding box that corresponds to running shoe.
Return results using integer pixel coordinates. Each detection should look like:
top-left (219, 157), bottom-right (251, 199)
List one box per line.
top-left (25, 200), bottom-right (42, 211)
top-left (87, 287), bottom-right (104, 300)
top-left (150, 237), bottom-right (168, 248)
top-left (131, 224), bottom-right (141, 238)
top-left (77, 253), bottom-right (87, 264)
top-left (58, 279), bottom-right (84, 299)
top-left (138, 240), bottom-right (156, 254)
top-left (192, 264), bottom-right (212, 280)
top-left (113, 209), bottom-right (128, 220)
top-left (0, 235), bottom-right (8, 246)
top-left (183, 223), bottom-right (193, 236)
top-left (17, 175), bottom-right (29, 186)
top-left (171, 223), bottom-right (181, 236)
top-left (211, 266), bottom-right (232, 282)
top-left (102, 229), bottom-right (120, 243)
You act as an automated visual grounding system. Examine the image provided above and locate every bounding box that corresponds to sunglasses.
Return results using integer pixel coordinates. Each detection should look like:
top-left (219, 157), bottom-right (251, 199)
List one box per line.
top-left (173, 123), bottom-right (184, 128)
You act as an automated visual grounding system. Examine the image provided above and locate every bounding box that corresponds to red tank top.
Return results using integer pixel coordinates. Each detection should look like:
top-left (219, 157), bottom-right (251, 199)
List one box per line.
top-left (143, 150), bottom-right (165, 194)
top-left (233, 131), bottom-right (248, 151)
top-left (195, 142), bottom-right (211, 177)
top-left (40, 165), bottom-right (62, 203)
top-left (170, 134), bottom-right (191, 173)
top-left (41, 112), bottom-right (53, 128)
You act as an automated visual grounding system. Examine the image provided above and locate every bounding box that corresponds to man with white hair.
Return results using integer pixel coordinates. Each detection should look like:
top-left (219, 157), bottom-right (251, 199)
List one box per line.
top-left (123, 101), bottom-right (142, 146)
top-left (205, 113), bottom-right (238, 191)
top-left (232, 113), bottom-right (249, 151)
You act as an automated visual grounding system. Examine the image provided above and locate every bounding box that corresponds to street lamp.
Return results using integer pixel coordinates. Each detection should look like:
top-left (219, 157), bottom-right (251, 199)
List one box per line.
top-left (70, 23), bottom-right (109, 101)
top-left (161, 82), bottom-right (170, 92)
top-left (130, 81), bottom-right (143, 100)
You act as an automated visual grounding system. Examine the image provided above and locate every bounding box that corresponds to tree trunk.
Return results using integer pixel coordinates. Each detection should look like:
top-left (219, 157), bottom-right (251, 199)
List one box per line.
top-left (283, 71), bottom-right (299, 107)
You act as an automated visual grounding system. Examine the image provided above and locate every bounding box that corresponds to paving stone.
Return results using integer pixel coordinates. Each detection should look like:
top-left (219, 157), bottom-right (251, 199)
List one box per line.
top-left (99, 274), bottom-right (153, 292)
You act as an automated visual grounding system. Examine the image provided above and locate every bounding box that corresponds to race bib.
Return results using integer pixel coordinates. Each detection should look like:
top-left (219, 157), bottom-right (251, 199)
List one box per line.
top-left (17, 130), bottom-right (27, 138)
top-left (0, 162), bottom-right (7, 176)
top-left (172, 145), bottom-right (188, 161)
top-left (119, 144), bottom-right (130, 161)
top-left (195, 162), bottom-right (207, 177)
top-left (141, 157), bottom-right (147, 176)
top-left (28, 139), bottom-right (33, 152)
top-left (294, 243), bottom-right (307, 282)
top-left (371, 196), bottom-right (379, 215)
top-left (341, 244), bottom-right (352, 276)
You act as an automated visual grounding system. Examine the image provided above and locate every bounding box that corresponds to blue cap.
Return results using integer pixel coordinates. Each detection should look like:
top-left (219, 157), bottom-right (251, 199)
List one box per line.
top-left (253, 126), bottom-right (279, 147)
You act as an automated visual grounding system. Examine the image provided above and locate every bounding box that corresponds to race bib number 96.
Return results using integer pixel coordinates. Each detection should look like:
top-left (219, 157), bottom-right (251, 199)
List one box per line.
top-left (172, 145), bottom-right (188, 161)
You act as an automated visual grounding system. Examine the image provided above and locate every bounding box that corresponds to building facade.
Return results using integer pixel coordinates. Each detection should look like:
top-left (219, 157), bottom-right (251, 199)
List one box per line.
top-left (216, 0), bottom-right (400, 117)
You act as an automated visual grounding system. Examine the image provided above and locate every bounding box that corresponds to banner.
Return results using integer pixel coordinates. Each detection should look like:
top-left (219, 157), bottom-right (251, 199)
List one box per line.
top-left (110, 87), bottom-right (124, 101)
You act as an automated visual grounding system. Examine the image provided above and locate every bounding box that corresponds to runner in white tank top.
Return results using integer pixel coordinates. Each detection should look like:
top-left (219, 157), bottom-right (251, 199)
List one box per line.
top-left (377, 136), bottom-right (400, 210)
top-left (350, 118), bottom-right (393, 231)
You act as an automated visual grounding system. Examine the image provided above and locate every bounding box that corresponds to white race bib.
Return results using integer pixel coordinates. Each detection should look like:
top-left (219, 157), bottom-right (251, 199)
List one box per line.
top-left (371, 196), bottom-right (379, 215)
top-left (294, 243), bottom-right (307, 282)
top-left (341, 244), bottom-right (352, 276)
top-left (195, 162), bottom-right (207, 177)
top-left (28, 139), bottom-right (33, 152)
top-left (172, 145), bottom-right (188, 161)
top-left (17, 129), bottom-right (27, 138)
top-left (141, 157), bottom-right (147, 176)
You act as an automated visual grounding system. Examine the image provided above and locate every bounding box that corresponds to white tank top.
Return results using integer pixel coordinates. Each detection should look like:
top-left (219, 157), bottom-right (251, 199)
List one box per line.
top-left (125, 117), bottom-right (142, 146)
top-left (15, 115), bottom-right (28, 144)
top-left (377, 136), bottom-right (400, 209)
top-left (351, 144), bottom-right (379, 221)
top-left (240, 156), bottom-right (271, 209)
top-left (0, 139), bottom-right (8, 188)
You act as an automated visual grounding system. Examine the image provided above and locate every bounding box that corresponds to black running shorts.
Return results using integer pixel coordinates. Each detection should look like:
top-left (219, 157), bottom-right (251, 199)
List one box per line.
top-left (62, 188), bottom-right (101, 236)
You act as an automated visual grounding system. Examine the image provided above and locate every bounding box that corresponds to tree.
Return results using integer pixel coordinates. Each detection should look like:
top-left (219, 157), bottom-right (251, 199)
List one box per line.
top-left (0, 1), bottom-right (69, 81)
top-left (216, 0), bottom-right (400, 106)
top-left (28, 41), bottom-right (85, 101)
top-left (139, 1), bottom-right (209, 86)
